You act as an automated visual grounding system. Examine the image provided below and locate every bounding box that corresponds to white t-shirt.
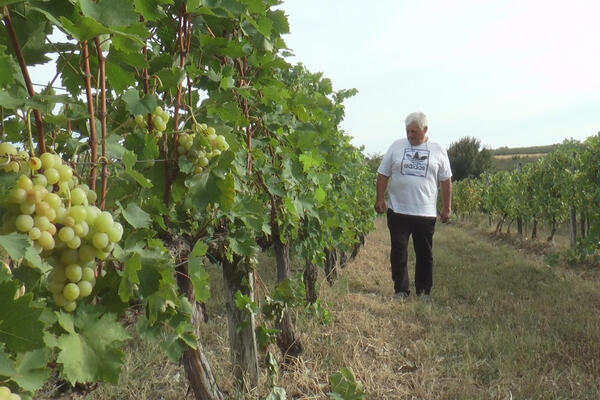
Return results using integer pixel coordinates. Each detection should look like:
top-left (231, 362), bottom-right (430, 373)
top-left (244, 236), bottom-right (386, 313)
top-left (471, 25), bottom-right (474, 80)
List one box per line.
top-left (377, 137), bottom-right (452, 217)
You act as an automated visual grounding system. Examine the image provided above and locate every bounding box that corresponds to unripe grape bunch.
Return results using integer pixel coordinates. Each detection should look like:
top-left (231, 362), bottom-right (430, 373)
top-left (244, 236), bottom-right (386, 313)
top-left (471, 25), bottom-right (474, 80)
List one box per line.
top-left (0, 141), bottom-right (123, 312)
top-left (178, 122), bottom-right (229, 174)
top-left (134, 106), bottom-right (170, 138)
top-left (0, 385), bottom-right (21, 400)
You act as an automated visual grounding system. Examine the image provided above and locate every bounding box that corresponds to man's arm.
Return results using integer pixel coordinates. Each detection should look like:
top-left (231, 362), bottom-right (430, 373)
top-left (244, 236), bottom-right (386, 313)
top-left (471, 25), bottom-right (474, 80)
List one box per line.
top-left (440, 178), bottom-right (452, 222)
top-left (375, 173), bottom-right (389, 214)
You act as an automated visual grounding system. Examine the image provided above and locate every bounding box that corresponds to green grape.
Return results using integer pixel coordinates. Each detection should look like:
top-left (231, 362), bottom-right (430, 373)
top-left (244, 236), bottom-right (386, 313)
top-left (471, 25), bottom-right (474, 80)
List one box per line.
top-left (48, 279), bottom-right (64, 295)
top-left (0, 142), bottom-right (17, 166)
top-left (34, 215), bottom-right (51, 231)
top-left (53, 293), bottom-right (67, 307)
top-left (17, 175), bottom-right (33, 190)
top-left (54, 207), bottom-right (67, 224)
top-left (57, 164), bottom-right (73, 182)
top-left (20, 201), bottom-right (36, 215)
top-left (107, 222), bottom-right (123, 243)
top-left (198, 156), bottom-right (209, 167)
top-left (35, 201), bottom-right (51, 218)
top-left (94, 211), bottom-right (114, 233)
top-left (44, 193), bottom-right (62, 209)
top-left (63, 301), bottom-right (77, 313)
top-left (86, 189), bottom-right (97, 204)
top-left (38, 231), bottom-right (55, 250)
top-left (60, 248), bottom-right (79, 265)
top-left (85, 205), bottom-right (100, 225)
top-left (92, 232), bottom-right (109, 249)
top-left (29, 156), bottom-right (42, 171)
top-left (28, 227), bottom-right (41, 240)
top-left (62, 282), bottom-right (80, 301)
top-left (69, 205), bottom-right (87, 223)
top-left (65, 264), bottom-right (82, 282)
top-left (77, 280), bottom-right (93, 297)
top-left (81, 266), bottom-right (95, 282)
top-left (134, 114), bottom-right (145, 127)
top-left (78, 244), bottom-right (96, 264)
top-left (15, 214), bottom-right (34, 232)
top-left (39, 152), bottom-right (55, 170)
top-left (32, 173), bottom-right (48, 188)
top-left (66, 235), bottom-right (81, 249)
top-left (44, 167), bottom-right (60, 185)
top-left (70, 188), bottom-right (87, 205)
top-left (96, 249), bottom-right (109, 260)
top-left (58, 226), bottom-right (75, 243)
top-left (74, 221), bottom-right (89, 237)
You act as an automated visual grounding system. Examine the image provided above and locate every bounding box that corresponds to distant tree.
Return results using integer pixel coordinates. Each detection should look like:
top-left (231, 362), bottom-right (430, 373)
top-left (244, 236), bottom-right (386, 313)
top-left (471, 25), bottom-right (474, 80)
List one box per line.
top-left (366, 152), bottom-right (383, 174)
top-left (447, 137), bottom-right (492, 181)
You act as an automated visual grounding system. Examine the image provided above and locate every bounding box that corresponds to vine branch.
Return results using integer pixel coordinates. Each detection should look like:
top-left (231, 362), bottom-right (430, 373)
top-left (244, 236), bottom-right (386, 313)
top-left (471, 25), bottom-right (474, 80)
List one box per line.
top-left (2, 6), bottom-right (45, 153)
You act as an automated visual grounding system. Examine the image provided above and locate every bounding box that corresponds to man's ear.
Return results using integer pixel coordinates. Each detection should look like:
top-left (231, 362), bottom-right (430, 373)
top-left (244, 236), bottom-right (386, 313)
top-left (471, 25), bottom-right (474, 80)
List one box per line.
top-left (423, 126), bottom-right (428, 134)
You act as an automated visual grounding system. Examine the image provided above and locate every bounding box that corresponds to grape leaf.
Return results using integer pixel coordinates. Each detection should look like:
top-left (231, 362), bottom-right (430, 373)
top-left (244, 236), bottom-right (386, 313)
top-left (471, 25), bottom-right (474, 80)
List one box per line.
top-left (79, 0), bottom-right (138, 27)
top-left (0, 282), bottom-right (45, 353)
top-left (0, 345), bottom-right (16, 377)
top-left (188, 257), bottom-right (210, 303)
top-left (55, 304), bottom-right (130, 385)
top-left (119, 201), bottom-right (152, 229)
top-left (13, 349), bottom-right (50, 392)
top-left (0, 233), bottom-right (30, 261)
top-left (118, 253), bottom-right (141, 302)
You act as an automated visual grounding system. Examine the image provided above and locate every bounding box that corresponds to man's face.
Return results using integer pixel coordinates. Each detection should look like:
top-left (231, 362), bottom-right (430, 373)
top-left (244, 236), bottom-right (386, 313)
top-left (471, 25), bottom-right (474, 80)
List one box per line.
top-left (406, 122), bottom-right (428, 145)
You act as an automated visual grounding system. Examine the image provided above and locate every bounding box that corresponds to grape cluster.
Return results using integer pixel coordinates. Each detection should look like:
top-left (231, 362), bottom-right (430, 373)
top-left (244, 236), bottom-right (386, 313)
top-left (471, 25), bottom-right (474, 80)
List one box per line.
top-left (178, 122), bottom-right (229, 174)
top-left (0, 142), bottom-right (123, 312)
top-left (0, 385), bottom-right (21, 400)
top-left (133, 106), bottom-right (170, 138)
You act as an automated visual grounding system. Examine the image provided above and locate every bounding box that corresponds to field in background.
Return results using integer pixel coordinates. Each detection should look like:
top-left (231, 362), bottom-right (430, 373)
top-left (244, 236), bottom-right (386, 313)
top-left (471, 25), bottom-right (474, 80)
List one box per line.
top-left (41, 217), bottom-right (600, 400)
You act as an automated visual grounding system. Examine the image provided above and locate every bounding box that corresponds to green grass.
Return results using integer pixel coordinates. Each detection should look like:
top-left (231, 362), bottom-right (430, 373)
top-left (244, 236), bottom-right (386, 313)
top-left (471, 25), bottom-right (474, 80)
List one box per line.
top-left (47, 217), bottom-right (600, 399)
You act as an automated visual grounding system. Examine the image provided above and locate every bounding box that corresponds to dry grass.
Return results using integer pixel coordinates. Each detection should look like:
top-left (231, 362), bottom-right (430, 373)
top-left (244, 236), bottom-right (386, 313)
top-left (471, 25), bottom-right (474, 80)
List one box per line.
top-left (78, 216), bottom-right (600, 399)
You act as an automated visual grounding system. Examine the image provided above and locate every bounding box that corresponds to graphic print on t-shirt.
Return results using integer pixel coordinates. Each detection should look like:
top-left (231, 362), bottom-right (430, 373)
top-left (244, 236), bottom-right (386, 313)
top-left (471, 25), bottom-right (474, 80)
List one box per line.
top-left (400, 148), bottom-right (430, 177)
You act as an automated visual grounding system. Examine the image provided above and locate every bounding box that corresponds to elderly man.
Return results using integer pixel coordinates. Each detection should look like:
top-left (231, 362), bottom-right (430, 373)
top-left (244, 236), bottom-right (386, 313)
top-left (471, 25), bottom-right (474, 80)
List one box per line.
top-left (375, 112), bottom-right (452, 299)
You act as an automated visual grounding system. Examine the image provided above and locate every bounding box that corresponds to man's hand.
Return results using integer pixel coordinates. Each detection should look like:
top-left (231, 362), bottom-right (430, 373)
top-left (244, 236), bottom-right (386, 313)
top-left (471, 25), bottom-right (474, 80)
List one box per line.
top-left (374, 199), bottom-right (387, 214)
top-left (440, 207), bottom-right (451, 223)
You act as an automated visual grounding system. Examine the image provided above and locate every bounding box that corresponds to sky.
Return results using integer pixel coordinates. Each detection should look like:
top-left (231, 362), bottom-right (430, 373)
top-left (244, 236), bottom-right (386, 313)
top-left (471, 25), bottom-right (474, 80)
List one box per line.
top-left (278, 0), bottom-right (600, 155)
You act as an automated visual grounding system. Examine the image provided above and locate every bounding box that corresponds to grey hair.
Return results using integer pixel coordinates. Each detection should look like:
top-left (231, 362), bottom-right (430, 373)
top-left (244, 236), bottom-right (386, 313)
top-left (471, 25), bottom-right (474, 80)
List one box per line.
top-left (405, 112), bottom-right (428, 129)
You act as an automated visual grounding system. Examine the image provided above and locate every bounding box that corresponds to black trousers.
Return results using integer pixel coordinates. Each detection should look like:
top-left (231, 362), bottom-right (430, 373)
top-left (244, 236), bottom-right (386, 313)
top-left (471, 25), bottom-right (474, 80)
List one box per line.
top-left (386, 209), bottom-right (437, 296)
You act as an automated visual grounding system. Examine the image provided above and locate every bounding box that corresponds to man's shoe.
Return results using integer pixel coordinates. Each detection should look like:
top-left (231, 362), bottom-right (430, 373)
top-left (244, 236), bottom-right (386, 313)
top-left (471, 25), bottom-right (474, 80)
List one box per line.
top-left (394, 292), bottom-right (409, 301)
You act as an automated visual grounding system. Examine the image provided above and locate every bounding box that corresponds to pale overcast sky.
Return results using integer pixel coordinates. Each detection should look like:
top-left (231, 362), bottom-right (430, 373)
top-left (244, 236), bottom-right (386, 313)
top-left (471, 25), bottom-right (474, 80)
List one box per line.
top-left (279, 0), bottom-right (600, 155)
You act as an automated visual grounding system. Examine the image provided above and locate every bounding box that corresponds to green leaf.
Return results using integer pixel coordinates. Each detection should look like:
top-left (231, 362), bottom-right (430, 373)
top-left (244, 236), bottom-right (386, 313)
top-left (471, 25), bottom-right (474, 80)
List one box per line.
top-left (314, 187), bottom-right (326, 203)
top-left (220, 75), bottom-right (236, 89)
top-left (186, 173), bottom-right (235, 212)
top-left (0, 54), bottom-right (17, 88)
top-left (106, 60), bottom-right (135, 94)
top-left (122, 89), bottom-right (159, 115)
top-left (80, 0), bottom-right (139, 27)
top-left (59, 15), bottom-right (111, 41)
top-left (190, 240), bottom-right (208, 259)
top-left (56, 304), bottom-right (130, 385)
top-left (188, 258), bottom-right (210, 303)
top-left (0, 89), bottom-right (25, 109)
top-left (120, 202), bottom-right (152, 229)
top-left (122, 150), bottom-right (153, 188)
top-left (234, 290), bottom-right (258, 314)
top-left (156, 66), bottom-right (186, 94)
top-left (118, 253), bottom-right (142, 302)
top-left (134, 0), bottom-right (172, 21)
top-left (0, 233), bottom-right (30, 261)
top-left (13, 349), bottom-right (50, 392)
top-left (0, 345), bottom-right (16, 377)
top-left (0, 282), bottom-right (45, 353)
